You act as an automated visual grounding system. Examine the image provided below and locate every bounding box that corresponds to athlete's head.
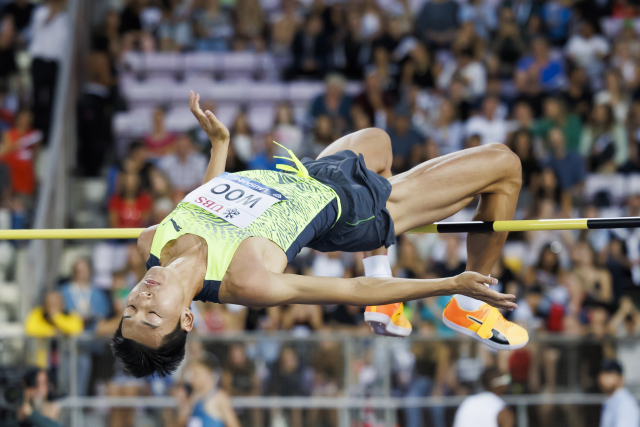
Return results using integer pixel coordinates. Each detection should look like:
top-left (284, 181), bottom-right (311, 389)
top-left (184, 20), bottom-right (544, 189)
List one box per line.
top-left (111, 267), bottom-right (193, 377)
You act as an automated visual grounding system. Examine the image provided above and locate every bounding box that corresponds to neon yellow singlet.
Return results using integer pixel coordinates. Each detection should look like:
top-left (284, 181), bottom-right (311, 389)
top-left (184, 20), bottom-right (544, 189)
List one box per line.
top-left (147, 151), bottom-right (340, 303)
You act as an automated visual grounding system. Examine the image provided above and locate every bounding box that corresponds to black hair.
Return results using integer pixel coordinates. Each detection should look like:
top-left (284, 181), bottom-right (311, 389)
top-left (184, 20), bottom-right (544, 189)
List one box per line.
top-left (111, 319), bottom-right (187, 378)
top-left (481, 367), bottom-right (503, 390)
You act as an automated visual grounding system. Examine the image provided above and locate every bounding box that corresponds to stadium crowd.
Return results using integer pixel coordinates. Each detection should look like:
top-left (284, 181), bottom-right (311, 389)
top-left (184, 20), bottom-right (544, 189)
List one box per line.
top-left (2, 0), bottom-right (640, 426)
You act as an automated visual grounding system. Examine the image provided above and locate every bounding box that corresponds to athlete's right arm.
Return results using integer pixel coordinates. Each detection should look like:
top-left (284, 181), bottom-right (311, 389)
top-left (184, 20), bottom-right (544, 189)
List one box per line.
top-left (189, 91), bottom-right (230, 183)
top-left (220, 267), bottom-right (517, 310)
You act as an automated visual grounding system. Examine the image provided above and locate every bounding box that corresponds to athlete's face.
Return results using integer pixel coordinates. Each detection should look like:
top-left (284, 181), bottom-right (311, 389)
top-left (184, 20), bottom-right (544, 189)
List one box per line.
top-left (120, 267), bottom-right (191, 348)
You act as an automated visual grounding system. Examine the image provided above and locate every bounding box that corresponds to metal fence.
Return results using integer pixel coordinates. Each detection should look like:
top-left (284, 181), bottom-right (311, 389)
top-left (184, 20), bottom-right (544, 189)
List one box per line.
top-left (0, 332), bottom-right (635, 427)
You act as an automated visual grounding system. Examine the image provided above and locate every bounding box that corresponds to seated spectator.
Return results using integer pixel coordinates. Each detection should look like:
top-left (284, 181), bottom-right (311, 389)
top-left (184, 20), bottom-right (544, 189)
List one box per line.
top-left (109, 172), bottom-right (153, 228)
top-left (458, 0), bottom-right (497, 40)
top-left (249, 132), bottom-right (278, 171)
top-left (273, 102), bottom-right (303, 156)
top-left (438, 47), bottom-right (487, 101)
top-left (158, 134), bottom-right (207, 196)
top-left (595, 69), bottom-right (630, 124)
top-left (270, 0), bottom-right (302, 54)
top-left (287, 14), bottom-right (329, 80)
top-left (415, 0), bottom-right (459, 49)
top-left (193, 0), bottom-right (233, 52)
top-left (544, 127), bottom-right (586, 193)
top-left (571, 241), bottom-right (613, 307)
top-left (225, 142), bottom-right (248, 173)
top-left (565, 21), bottom-right (609, 84)
top-left (533, 97), bottom-right (583, 152)
top-left (16, 368), bottom-right (63, 427)
top-left (516, 37), bottom-right (565, 93)
top-left (0, 108), bottom-right (41, 197)
top-left (267, 347), bottom-right (311, 427)
top-left (401, 42), bottom-right (439, 90)
top-left (507, 129), bottom-right (541, 206)
top-left (143, 107), bottom-right (178, 157)
top-left (464, 95), bottom-right (509, 145)
top-left (353, 67), bottom-right (398, 128)
top-left (222, 343), bottom-right (261, 427)
top-left (305, 115), bottom-right (337, 157)
top-left (232, 0), bottom-right (265, 47)
top-left (281, 304), bottom-right (323, 335)
top-left (25, 291), bottom-right (83, 339)
top-left (490, 7), bottom-right (526, 78)
top-left (540, 0), bottom-right (572, 46)
top-left (424, 99), bottom-right (464, 155)
top-left (309, 74), bottom-right (352, 133)
top-left (562, 67), bottom-right (592, 121)
top-left (388, 108), bottom-right (424, 173)
top-left (157, 0), bottom-right (193, 52)
top-left (230, 111), bottom-right (254, 164)
top-left (580, 103), bottom-right (628, 173)
top-left (60, 259), bottom-right (111, 331)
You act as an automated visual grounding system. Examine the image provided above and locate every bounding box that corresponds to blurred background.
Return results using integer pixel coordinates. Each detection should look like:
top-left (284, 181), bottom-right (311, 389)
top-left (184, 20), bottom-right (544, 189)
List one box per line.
top-left (0, 0), bottom-right (640, 426)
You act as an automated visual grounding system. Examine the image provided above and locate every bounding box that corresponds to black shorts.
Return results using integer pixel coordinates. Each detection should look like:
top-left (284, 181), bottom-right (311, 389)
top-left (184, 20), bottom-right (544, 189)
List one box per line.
top-left (285, 150), bottom-right (396, 260)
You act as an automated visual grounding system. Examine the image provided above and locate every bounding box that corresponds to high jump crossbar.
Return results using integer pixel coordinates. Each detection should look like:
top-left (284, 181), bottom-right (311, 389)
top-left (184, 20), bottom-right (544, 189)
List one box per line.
top-left (0, 217), bottom-right (638, 239)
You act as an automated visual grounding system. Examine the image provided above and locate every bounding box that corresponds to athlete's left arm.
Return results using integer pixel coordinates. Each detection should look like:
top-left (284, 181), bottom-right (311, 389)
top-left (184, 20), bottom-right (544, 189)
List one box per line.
top-left (189, 91), bottom-right (231, 182)
top-left (220, 266), bottom-right (517, 309)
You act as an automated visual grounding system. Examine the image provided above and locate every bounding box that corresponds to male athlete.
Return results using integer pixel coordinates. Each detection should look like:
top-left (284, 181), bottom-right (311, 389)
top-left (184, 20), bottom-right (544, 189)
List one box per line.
top-left (112, 91), bottom-right (529, 378)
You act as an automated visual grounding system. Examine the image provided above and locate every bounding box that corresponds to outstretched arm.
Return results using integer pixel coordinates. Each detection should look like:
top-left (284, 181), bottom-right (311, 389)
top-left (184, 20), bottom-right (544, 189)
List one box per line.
top-left (189, 90), bottom-right (231, 183)
top-left (221, 267), bottom-right (517, 310)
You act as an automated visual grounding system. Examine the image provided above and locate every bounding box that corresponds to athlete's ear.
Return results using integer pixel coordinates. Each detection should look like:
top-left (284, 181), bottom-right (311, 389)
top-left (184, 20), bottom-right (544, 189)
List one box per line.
top-left (181, 307), bottom-right (194, 332)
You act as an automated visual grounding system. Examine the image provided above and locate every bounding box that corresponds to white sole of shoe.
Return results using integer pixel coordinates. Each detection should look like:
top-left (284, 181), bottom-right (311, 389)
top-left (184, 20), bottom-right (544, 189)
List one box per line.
top-left (442, 314), bottom-right (528, 351)
top-left (364, 311), bottom-right (412, 337)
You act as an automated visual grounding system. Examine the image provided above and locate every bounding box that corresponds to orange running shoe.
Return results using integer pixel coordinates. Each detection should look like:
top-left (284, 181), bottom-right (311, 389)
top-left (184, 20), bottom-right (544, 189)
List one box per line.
top-left (442, 297), bottom-right (528, 350)
top-left (364, 303), bottom-right (412, 337)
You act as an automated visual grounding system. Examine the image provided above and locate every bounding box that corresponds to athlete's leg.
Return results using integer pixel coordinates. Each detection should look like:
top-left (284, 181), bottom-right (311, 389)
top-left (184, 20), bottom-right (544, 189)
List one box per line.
top-left (387, 143), bottom-right (528, 349)
top-left (387, 143), bottom-right (522, 276)
top-left (317, 128), bottom-right (411, 335)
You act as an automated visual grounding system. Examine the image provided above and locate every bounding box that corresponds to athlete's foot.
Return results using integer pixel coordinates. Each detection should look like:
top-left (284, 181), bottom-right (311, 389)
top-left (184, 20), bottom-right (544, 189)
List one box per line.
top-left (365, 303), bottom-right (412, 337)
top-left (442, 297), bottom-right (528, 350)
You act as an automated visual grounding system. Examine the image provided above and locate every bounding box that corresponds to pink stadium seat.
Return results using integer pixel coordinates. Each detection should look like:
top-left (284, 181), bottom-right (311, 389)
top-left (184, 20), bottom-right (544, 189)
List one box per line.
top-left (247, 105), bottom-right (276, 134)
top-left (143, 52), bottom-right (182, 79)
top-left (125, 81), bottom-right (172, 108)
top-left (165, 108), bottom-right (200, 133)
top-left (584, 174), bottom-right (626, 204)
top-left (222, 52), bottom-right (257, 81)
top-left (247, 83), bottom-right (286, 105)
top-left (184, 52), bottom-right (221, 79)
top-left (288, 81), bottom-right (325, 107)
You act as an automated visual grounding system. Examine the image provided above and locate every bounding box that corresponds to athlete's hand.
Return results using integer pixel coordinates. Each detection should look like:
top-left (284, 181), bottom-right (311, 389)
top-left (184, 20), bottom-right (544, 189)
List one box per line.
top-left (189, 90), bottom-right (230, 145)
top-left (453, 272), bottom-right (517, 310)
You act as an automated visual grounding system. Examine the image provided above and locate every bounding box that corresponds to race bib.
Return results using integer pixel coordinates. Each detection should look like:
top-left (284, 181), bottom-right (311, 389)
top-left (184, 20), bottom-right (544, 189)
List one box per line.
top-left (183, 172), bottom-right (287, 229)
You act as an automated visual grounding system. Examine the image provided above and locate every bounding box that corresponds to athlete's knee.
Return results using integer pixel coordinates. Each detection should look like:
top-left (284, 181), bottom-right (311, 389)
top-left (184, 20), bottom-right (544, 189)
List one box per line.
top-left (495, 147), bottom-right (522, 190)
top-left (358, 127), bottom-right (392, 170)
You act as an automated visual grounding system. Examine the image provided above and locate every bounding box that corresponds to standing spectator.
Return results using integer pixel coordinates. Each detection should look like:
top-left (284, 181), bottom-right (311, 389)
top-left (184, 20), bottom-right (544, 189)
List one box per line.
top-left (157, 134), bottom-right (207, 195)
top-left (142, 107), bottom-right (178, 157)
top-left (287, 14), bottom-right (329, 80)
top-left (0, 108), bottom-right (41, 197)
top-left (599, 360), bottom-right (640, 427)
top-left (565, 21), bottom-right (609, 85)
top-left (108, 172), bottom-right (153, 229)
top-left (464, 95), bottom-right (509, 145)
top-left (309, 74), bottom-right (352, 135)
top-left (28, 0), bottom-right (68, 145)
top-left (414, 0), bottom-right (459, 49)
top-left (453, 367), bottom-right (514, 427)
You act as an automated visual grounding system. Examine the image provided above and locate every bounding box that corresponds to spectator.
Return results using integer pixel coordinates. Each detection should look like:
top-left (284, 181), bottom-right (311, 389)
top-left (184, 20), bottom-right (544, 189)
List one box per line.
top-left (425, 98), bottom-right (464, 154)
top-left (571, 241), bottom-right (613, 306)
top-left (453, 367), bottom-right (514, 427)
top-left (267, 347), bottom-right (310, 427)
top-left (28, 0), bottom-right (68, 145)
top-left (464, 95), bottom-right (509, 145)
top-left (562, 67), bottom-right (592, 121)
top-left (193, 0), bottom-right (233, 52)
top-left (158, 134), bottom-right (207, 195)
top-left (16, 368), bottom-right (63, 427)
top-left (544, 127), bottom-right (586, 193)
top-left (533, 97), bottom-right (583, 152)
top-left (458, 0), bottom-right (497, 40)
top-left (309, 74), bottom-right (352, 135)
top-left (109, 172), bottom-right (153, 228)
top-left (143, 107), bottom-right (178, 157)
top-left (287, 14), bottom-right (329, 80)
top-left (281, 304), bottom-right (323, 334)
top-left (157, 0), bottom-right (193, 52)
top-left (270, 0), bottom-right (302, 54)
top-left (59, 259), bottom-right (111, 331)
top-left (580, 103), bottom-right (628, 173)
top-left (516, 37), bottom-right (565, 93)
top-left (490, 7), bottom-right (526, 78)
top-left (0, 108), bottom-right (41, 197)
top-left (565, 21), bottom-right (609, 84)
top-left (25, 291), bottom-right (83, 339)
top-left (229, 111), bottom-right (254, 164)
top-left (388, 108), bottom-right (424, 172)
top-left (541, 0), bottom-right (573, 46)
top-left (507, 129), bottom-right (541, 194)
top-left (415, 0), bottom-right (459, 49)
top-left (249, 133), bottom-right (279, 171)
top-left (222, 344), bottom-right (261, 427)
top-left (354, 68), bottom-right (398, 129)
top-left (232, 0), bottom-right (265, 47)
top-left (273, 102), bottom-right (303, 156)
top-left (438, 47), bottom-right (487, 101)
top-left (596, 69), bottom-right (630, 124)
top-left (401, 42), bottom-right (439, 90)
top-left (1, 0), bottom-right (35, 35)
top-left (599, 360), bottom-right (640, 427)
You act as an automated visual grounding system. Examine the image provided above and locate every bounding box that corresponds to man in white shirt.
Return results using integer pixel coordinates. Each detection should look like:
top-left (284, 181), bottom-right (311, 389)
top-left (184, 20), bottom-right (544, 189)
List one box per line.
top-left (565, 21), bottom-right (609, 83)
top-left (28, 0), bottom-right (68, 144)
top-left (158, 134), bottom-right (208, 194)
top-left (438, 47), bottom-right (487, 101)
top-left (599, 360), bottom-right (640, 427)
top-left (465, 96), bottom-right (509, 145)
top-left (454, 367), bottom-right (514, 427)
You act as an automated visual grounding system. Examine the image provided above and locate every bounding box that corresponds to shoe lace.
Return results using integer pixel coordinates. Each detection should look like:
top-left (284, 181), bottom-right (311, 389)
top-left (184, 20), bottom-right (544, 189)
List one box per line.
top-left (493, 314), bottom-right (512, 334)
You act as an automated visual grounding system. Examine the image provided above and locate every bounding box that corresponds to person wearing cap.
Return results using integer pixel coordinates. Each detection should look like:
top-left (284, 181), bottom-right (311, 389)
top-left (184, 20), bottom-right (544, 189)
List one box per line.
top-left (599, 359), bottom-right (640, 427)
top-left (453, 367), bottom-right (515, 427)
